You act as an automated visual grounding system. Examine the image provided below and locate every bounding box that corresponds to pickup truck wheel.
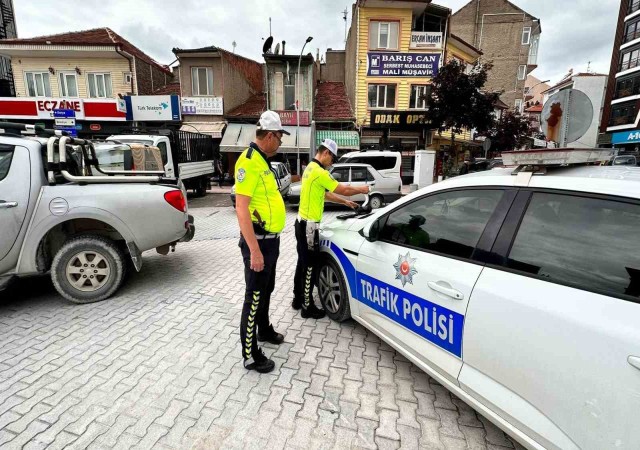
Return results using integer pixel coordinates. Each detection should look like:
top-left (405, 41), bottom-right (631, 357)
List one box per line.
top-left (318, 256), bottom-right (351, 322)
top-left (370, 194), bottom-right (384, 209)
top-left (51, 236), bottom-right (126, 304)
top-left (195, 178), bottom-right (208, 197)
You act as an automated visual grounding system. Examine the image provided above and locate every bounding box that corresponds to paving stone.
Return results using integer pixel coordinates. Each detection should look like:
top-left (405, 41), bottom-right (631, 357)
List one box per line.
top-left (0, 206), bottom-right (512, 450)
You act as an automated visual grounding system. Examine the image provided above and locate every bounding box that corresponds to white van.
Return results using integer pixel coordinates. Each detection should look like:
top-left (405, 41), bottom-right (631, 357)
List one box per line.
top-left (337, 151), bottom-right (401, 179)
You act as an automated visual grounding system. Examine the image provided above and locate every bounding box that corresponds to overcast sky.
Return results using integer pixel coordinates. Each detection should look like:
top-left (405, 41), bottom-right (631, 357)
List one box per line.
top-left (14, 0), bottom-right (619, 86)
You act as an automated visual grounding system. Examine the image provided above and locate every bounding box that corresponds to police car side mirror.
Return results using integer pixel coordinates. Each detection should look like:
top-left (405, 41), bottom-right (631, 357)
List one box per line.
top-left (360, 218), bottom-right (381, 242)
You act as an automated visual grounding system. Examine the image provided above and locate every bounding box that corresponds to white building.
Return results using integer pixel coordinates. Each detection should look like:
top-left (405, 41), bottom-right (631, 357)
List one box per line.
top-left (541, 73), bottom-right (608, 148)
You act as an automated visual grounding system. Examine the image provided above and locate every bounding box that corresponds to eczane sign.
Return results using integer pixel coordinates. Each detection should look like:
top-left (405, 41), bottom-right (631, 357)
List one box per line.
top-left (36, 99), bottom-right (85, 119)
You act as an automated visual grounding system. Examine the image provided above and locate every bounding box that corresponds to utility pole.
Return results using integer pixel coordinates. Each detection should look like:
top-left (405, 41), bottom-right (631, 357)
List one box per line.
top-left (343, 7), bottom-right (348, 43)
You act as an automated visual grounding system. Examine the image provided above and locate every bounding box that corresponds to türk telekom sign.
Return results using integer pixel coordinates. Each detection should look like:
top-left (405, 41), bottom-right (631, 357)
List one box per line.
top-left (0, 98), bottom-right (126, 121)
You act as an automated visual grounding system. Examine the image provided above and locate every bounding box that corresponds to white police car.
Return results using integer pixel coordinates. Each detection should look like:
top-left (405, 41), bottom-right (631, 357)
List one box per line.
top-left (317, 148), bottom-right (640, 450)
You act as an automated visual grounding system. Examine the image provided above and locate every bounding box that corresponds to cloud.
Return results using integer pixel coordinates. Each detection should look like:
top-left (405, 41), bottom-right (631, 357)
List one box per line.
top-left (14, 0), bottom-right (619, 85)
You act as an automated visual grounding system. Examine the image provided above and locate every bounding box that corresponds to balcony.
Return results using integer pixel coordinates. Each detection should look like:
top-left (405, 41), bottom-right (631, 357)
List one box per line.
top-left (630, 0), bottom-right (640, 16)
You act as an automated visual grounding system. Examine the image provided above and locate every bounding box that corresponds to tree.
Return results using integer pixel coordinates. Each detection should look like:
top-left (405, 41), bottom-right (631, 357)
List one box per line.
top-left (427, 60), bottom-right (500, 166)
top-left (487, 110), bottom-right (533, 154)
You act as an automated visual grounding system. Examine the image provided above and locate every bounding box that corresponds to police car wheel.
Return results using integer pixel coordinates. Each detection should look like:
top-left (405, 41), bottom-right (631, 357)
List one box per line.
top-left (318, 256), bottom-right (351, 322)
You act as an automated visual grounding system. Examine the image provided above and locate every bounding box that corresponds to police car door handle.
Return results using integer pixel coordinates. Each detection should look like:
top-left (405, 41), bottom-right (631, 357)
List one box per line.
top-left (0, 201), bottom-right (18, 209)
top-left (628, 356), bottom-right (640, 371)
top-left (428, 281), bottom-right (464, 300)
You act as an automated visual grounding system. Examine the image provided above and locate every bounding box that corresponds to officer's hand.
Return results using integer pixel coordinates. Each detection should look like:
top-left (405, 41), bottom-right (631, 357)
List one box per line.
top-left (251, 250), bottom-right (265, 272)
top-left (345, 200), bottom-right (359, 209)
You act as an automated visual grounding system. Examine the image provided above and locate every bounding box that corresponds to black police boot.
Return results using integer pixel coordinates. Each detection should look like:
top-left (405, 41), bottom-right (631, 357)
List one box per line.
top-left (243, 349), bottom-right (275, 373)
top-left (258, 324), bottom-right (285, 345)
top-left (292, 297), bottom-right (303, 310)
top-left (301, 302), bottom-right (326, 319)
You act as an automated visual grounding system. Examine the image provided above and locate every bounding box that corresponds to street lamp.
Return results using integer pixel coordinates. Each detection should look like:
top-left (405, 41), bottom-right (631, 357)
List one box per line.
top-left (296, 36), bottom-right (313, 175)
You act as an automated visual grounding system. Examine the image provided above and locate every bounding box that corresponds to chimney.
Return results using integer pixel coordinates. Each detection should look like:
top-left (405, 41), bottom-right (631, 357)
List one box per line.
top-left (282, 41), bottom-right (286, 55)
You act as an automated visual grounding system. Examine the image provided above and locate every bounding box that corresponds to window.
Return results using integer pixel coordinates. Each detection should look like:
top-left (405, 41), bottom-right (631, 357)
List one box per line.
top-left (521, 27), bottom-right (532, 45)
top-left (284, 74), bottom-right (296, 111)
top-left (157, 142), bottom-right (168, 165)
top-left (191, 67), bottom-right (213, 96)
top-left (369, 21), bottom-right (399, 50)
top-left (25, 72), bottom-right (51, 97)
top-left (515, 99), bottom-right (523, 113)
top-left (0, 145), bottom-right (14, 181)
top-left (368, 84), bottom-right (396, 109)
top-left (528, 34), bottom-right (539, 65)
top-left (123, 72), bottom-right (133, 84)
top-left (620, 48), bottom-right (640, 71)
top-left (348, 155), bottom-right (397, 171)
top-left (88, 73), bottom-right (112, 98)
top-left (625, 20), bottom-right (640, 43)
top-left (410, 85), bottom-right (431, 109)
top-left (610, 101), bottom-right (638, 125)
top-left (351, 167), bottom-right (374, 182)
top-left (331, 167), bottom-right (350, 182)
top-left (630, 0), bottom-right (640, 15)
top-left (507, 193), bottom-right (640, 301)
top-left (58, 72), bottom-right (78, 97)
top-left (379, 189), bottom-right (504, 258)
top-left (517, 65), bottom-right (527, 80)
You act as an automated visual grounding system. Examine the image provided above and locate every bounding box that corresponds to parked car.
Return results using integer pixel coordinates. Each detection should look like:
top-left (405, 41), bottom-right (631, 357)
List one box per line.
top-left (0, 123), bottom-right (194, 304)
top-left (612, 155), bottom-right (638, 166)
top-left (108, 129), bottom-right (216, 197)
top-left (288, 163), bottom-right (402, 209)
top-left (316, 147), bottom-right (639, 449)
top-left (230, 161), bottom-right (291, 207)
top-left (337, 150), bottom-right (402, 179)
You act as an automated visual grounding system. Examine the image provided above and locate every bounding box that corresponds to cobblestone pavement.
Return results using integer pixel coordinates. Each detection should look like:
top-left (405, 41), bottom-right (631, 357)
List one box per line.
top-left (0, 195), bottom-right (525, 450)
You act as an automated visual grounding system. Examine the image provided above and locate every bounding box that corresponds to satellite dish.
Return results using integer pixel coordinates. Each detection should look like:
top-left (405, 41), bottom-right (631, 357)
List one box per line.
top-left (542, 89), bottom-right (593, 147)
top-left (274, 43), bottom-right (281, 55)
top-left (262, 36), bottom-right (273, 54)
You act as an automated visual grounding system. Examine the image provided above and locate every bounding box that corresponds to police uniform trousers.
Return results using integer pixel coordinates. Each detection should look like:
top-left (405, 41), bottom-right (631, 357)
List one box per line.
top-left (239, 233), bottom-right (280, 360)
top-left (293, 219), bottom-right (319, 308)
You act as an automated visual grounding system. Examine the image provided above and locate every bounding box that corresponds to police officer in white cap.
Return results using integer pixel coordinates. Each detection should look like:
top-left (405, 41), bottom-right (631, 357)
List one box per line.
top-left (292, 139), bottom-right (370, 318)
top-left (234, 110), bottom-right (289, 373)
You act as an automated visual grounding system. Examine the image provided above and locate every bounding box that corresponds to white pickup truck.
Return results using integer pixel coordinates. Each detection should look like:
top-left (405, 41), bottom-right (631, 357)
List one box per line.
top-left (0, 123), bottom-right (194, 304)
top-left (107, 130), bottom-right (216, 196)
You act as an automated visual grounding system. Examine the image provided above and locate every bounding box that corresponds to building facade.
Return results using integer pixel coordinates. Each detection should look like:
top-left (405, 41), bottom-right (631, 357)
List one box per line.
top-left (0, 28), bottom-right (173, 136)
top-left (0, 0), bottom-right (16, 96)
top-left (600, 0), bottom-right (640, 151)
top-left (345, 0), bottom-right (450, 182)
top-left (451, 0), bottom-right (541, 112)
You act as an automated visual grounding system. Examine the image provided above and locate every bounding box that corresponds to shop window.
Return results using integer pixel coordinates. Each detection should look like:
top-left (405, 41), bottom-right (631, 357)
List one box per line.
top-left (368, 84), bottom-right (396, 109)
top-left (25, 72), bottom-right (51, 97)
top-left (59, 72), bottom-right (78, 97)
top-left (369, 21), bottom-right (399, 50)
top-left (88, 73), bottom-right (112, 98)
top-left (191, 67), bottom-right (213, 96)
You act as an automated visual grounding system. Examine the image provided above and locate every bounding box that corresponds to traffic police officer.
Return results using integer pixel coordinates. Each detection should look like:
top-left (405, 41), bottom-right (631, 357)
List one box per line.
top-left (235, 111), bottom-right (288, 373)
top-left (292, 139), bottom-right (370, 318)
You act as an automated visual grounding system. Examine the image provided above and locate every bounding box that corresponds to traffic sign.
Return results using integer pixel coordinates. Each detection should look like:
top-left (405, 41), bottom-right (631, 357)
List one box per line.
top-left (55, 118), bottom-right (76, 126)
top-left (53, 109), bottom-right (76, 119)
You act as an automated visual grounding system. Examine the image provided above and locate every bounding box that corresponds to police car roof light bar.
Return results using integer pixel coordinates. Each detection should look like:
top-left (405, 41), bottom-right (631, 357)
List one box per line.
top-left (503, 148), bottom-right (616, 174)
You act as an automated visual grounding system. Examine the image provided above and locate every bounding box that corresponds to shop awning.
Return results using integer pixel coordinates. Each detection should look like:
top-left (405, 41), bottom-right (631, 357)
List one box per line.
top-left (220, 124), bottom-right (313, 153)
top-left (180, 122), bottom-right (226, 138)
top-left (316, 130), bottom-right (360, 150)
